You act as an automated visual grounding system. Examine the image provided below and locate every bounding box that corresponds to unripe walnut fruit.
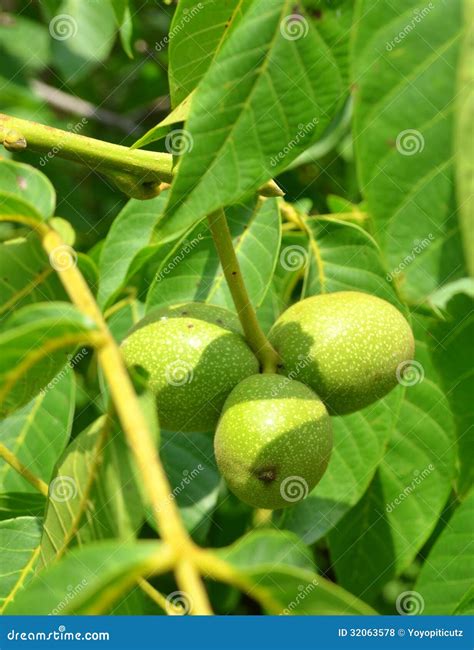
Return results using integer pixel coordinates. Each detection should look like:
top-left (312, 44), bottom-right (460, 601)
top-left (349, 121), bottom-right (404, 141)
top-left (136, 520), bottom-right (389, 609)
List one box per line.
top-left (269, 291), bottom-right (415, 414)
top-left (214, 374), bottom-right (332, 509)
top-left (121, 302), bottom-right (259, 432)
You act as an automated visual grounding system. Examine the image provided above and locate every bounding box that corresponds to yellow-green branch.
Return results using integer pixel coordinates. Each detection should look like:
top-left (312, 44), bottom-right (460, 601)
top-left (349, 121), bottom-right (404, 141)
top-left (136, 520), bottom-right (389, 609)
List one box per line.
top-left (0, 113), bottom-right (283, 201)
top-left (194, 549), bottom-right (284, 615)
top-left (0, 213), bottom-right (212, 615)
top-left (41, 226), bottom-right (212, 615)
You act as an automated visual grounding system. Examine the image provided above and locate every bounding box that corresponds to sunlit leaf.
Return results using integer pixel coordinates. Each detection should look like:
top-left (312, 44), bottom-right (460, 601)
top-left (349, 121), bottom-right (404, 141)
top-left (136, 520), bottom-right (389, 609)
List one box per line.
top-left (353, 0), bottom-right (464, 301)
top-left (5, 540), bottom-right (167, 615)
top-left (0, 370), bottom-right (75, 492)
top-left (147, 198), bottom-right (280, 312)
top-left (0, 302), bottom-right (97, 416)
top-left (415, 489), bottom-right (474, 614)
top-left (0, 517), bottom-right (42, 613)
top-left (157, 0), bottom-right (343, 240)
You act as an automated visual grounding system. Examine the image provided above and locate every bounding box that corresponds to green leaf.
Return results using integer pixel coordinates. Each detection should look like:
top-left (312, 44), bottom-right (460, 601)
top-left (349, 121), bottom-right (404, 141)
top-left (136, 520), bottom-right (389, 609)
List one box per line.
top-left (0, 15), bottom-right (50, 72)
top-left (147, 198), bottom-right (281, 312)
top-left (256, 230), bottom-right (308, 332)
top-left (415, 489), bottom-right (474, 614)
top-left (98, 194), bottom-right (168, 309)
top-left (107, 0), bottom-right (133, 58)
top-left (168, 0), bottom-right (252, 107)
top-left (109, 586), bottom-right (149, 615)
top-left (288, 99), bottom-right (353, 169)
top-left (40, 414), bottom-right (147, 566)
top-left (108, 0), bottom-right (128, 23)
top-left (0, 493), bottom-right (46, 521)
top-left (157, 0), bottom-right (343, 240)
top-left (455, 0), bottom-right (474, 275)
top-left (309, 0), bottom-right (353, 90)
top-left (0, 233), bottom-right (66, 323)
top-left (453, 586), bottom-right (474, 615)
top-left (328, 321), bottom-right (457, 600)
top-left (0, 160), bottom-right (55, 220)
top-left (132, 93), bottom-right (194, 149)
top-left (0, 302), bottom-right (97, 417)
top-left (220, 531), bottom-right (376, 614)
top-left (52, 0), bottom-right (118, 82)
top-left (352, 0), bottom-right (464, 301)
top-left (429, 278), bottom-right (474, 311)
top-left (137, 0), bottom-right (253, 149)
top-left (118, 5), bottom-right (133, 59)
top-left (106, 299), bottom-right (145, 343)
top-left (133, 0), bottom-right (256, 151)
top-left (0, 370), bottom-right (75, 492)
top-left (5, 540), bottom-right (166, 615)
top-left (158, 430), bottom-right (220, 542)
top-left (429, 292), bottom-right (474, 496)
top-left (0, 193), bottom-right (42, 221)
top-left (302, 217), bottom-right (399, 304)
top-left (0, 517), bottom-right (42, 613)
top-left (219, 529), bottom-right (315, 572)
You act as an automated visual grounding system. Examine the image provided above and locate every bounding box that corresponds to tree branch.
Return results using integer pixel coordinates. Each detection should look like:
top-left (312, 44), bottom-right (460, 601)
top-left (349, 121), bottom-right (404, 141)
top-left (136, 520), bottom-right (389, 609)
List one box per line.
top-left (0, 113), bottom-right (283, 201)
top-left (207, 207), bottom-right (279, 373)
top-left (0, 212), bottom-right (212, 615)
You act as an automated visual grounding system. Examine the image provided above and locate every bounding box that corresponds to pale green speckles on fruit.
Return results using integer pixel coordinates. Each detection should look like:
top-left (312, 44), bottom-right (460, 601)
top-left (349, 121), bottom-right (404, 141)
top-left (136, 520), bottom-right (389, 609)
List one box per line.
top-left (269, 291), bottom-right (415, 415)
top-left (127, 302), bottom-right (243, 336)
top-left (214, 374), bottom-right (333, 510)
top-left (121, 302), bottom-right (259, 433)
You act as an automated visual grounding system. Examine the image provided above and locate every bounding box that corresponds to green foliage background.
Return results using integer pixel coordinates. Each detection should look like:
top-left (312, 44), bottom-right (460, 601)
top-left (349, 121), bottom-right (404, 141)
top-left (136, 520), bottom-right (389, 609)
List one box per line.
top-left (0, 0), bottom-right (472, 616)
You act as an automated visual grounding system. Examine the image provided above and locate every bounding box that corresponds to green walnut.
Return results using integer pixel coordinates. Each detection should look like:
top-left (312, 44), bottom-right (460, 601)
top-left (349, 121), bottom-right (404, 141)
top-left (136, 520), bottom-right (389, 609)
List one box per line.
top-left (120, 302), bottom-right (259, 433)
top-left (269, 291), bottom-right (415, 415)
top-left (214, 374), bottom-right (332, 510)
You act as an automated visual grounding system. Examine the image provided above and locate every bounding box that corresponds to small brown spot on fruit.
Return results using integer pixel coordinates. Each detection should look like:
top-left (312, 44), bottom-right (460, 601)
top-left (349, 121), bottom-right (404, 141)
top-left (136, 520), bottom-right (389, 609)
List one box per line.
top-left (255, 466), bottom-right (277, 483)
